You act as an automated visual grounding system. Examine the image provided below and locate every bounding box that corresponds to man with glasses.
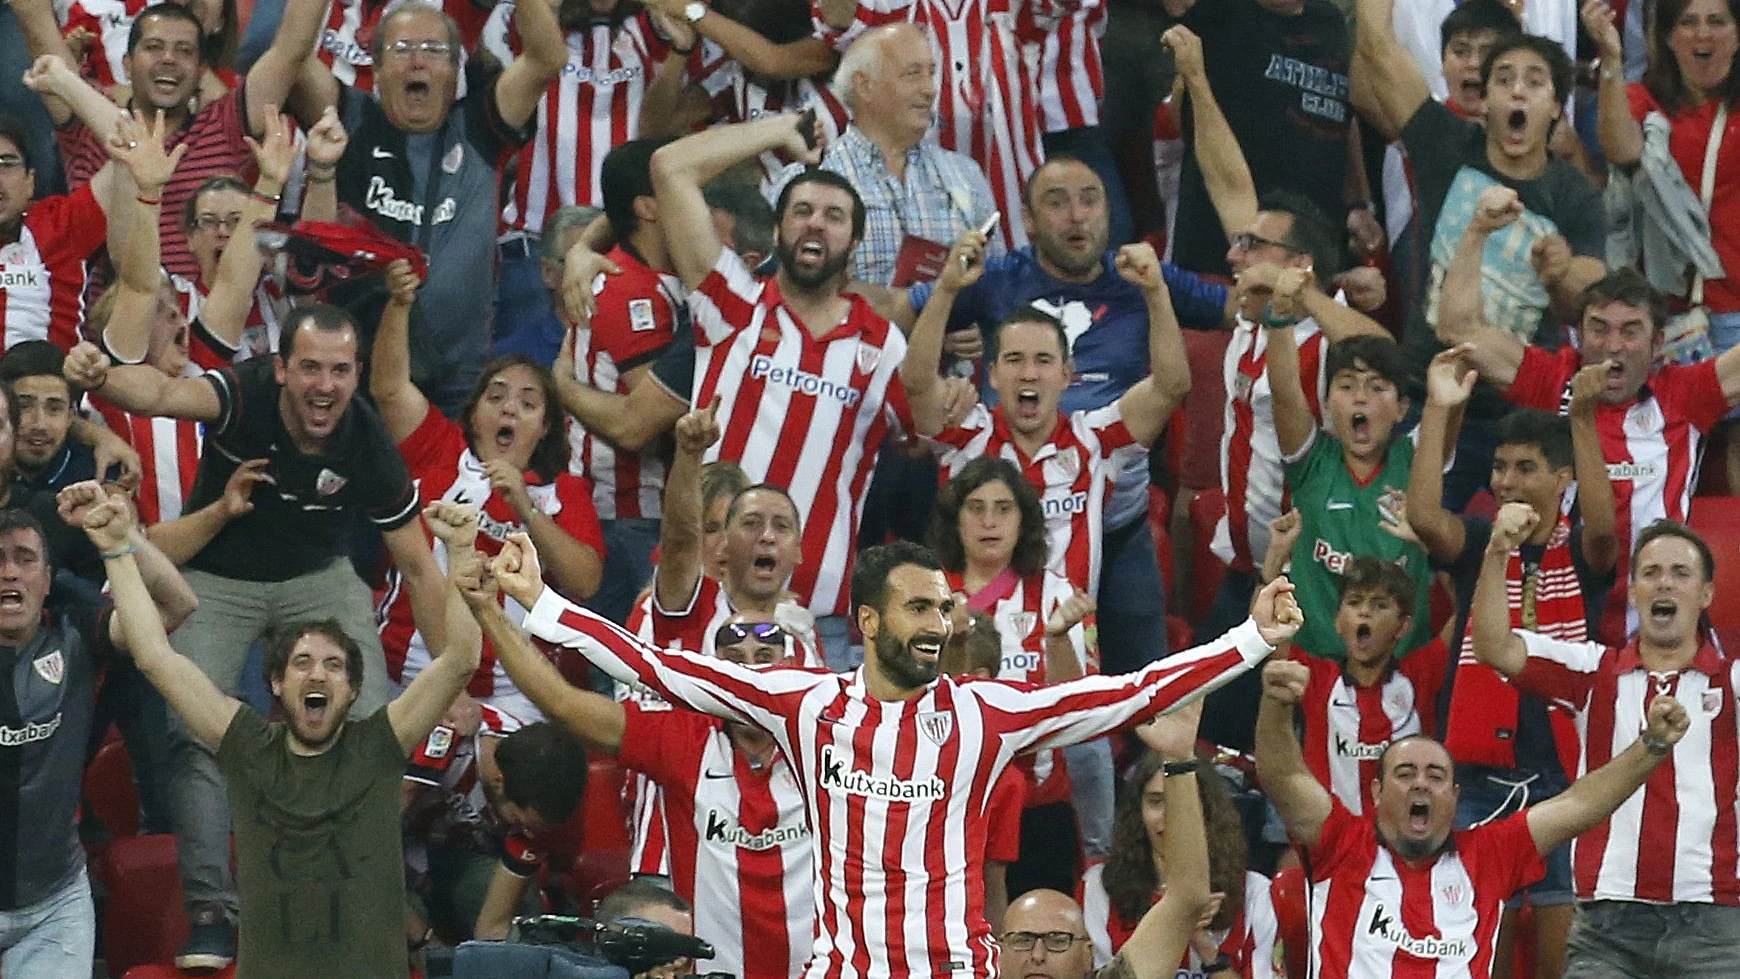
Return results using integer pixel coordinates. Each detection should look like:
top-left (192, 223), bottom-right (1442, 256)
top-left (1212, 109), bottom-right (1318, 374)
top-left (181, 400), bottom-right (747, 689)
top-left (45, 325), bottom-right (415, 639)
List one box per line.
top-left (259, 0), bottom-right (568, 415)
top-left (465, 562), bottom-right (816, 979)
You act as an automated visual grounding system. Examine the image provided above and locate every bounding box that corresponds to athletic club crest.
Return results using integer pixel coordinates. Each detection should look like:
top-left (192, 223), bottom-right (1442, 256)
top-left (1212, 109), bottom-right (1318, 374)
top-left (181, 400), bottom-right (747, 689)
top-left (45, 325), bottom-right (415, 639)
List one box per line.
top-left (315, 468), bottom-right (348, 496)
top-left (1008, 612), bottom-right (1037, 638)
top-left (33, 649), bottom-right (64, 685)
top-left (1704, 688), bottom-right (1723, 716)
top-left (1440, 882), bottom-right (1466, 906)
top-left (856, 344), bottom-right (881, 374)
top-left (917, 711), bottom-right (954, 746)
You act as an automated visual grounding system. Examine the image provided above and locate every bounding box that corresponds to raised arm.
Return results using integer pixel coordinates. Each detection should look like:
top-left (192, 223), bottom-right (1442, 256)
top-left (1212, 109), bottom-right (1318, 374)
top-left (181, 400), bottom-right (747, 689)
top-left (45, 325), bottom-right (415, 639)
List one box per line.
top-left (58, 482), bottom-right (199, 638)
top-left (1351, 0), bottom-right (1432, 140)
top-left (638, 16), bottom-right (709, 138)
top-left (299, 106), bottom-right (347, 223)
top-left (245, 0), bottom-right (340, 130)
top-left (1437, 187), bottom-right (1530, 388)
top-left (1583, 0), bottom-right (1643, 167)
top-left (652, 0), bottom-right (838, 79)
top-left (88, 496), bottom-right (241, 748)
top-left (1043, 590), bottom-right (1093, 683)
top-left (1113, 242), bottom-right (1191, 448)
top-left (1526, 695), bottom-right (1687, 854)
top-left (494, 0), bottom-right (569, 129)
top-left (902, 232), bottom-right (988, 432)
top-left (1469, 503), bottom-right (1538, 677)
top-left (655, 398), bottom-right (720, 612)
top-left (368, 259), bottom-right (434, 442)
top-left (384, 517), bottom-right (451, 665)
top-left (1259, 509), bottom-right (1302, 586)
top-left (1567, 363), bottom-right (1620, 574)
top-left (470, 590), bottom-right (626, 752)
top-left (65, 344), bottom-right (223, 421)
top-left (102, 111), bottom-right (188, 364)
top-left (1301, 282), bottom-right (1393, 341)
top-left (1164, 26), bottom-right (1255, 237)
top-left (1260, 270), bottom-right (1317, 460)
top-left (388, 504), bottom-right (487, 753)
top-left (198, 106), bottom-right (296, 353)
top-left (1253, 658), bottom-right (1332, 847)
top-left (1406, 346), bottom-right (1477, 563)
top-left (651, 113), bottom-right (821, 287)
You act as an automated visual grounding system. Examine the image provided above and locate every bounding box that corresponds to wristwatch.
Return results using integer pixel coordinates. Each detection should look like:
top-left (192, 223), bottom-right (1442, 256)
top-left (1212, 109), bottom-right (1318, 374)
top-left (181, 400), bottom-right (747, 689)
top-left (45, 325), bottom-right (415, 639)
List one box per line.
top-left (683, 2), bottom-right (707, 22)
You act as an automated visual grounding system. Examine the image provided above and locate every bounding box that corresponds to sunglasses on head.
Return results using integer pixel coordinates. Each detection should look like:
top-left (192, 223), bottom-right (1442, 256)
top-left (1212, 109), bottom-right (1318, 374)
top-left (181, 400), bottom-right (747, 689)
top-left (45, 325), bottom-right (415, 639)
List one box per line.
top-left (714, 621), bottom-right (786, 648)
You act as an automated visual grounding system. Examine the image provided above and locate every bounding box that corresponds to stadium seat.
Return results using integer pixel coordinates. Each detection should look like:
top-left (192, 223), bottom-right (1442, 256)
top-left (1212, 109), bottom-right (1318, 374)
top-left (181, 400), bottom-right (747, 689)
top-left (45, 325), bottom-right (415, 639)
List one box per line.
top-left (1689, 496), bottom-right (1740, 630)
top-left (581, 758), bottom-right (630, 852)
top-left (1271, 865), bottom-right (1309, 979)
top-left (1187, 488), bottom-right (1227, 623)
top-left (559, 846), bottom-right (632, 918)
top-left (1149, 487), bottom-right (1174, 596)
top-left (84, 739), bottom-right (142, 841)
top-left (101, 835), bottom-right (190, 977)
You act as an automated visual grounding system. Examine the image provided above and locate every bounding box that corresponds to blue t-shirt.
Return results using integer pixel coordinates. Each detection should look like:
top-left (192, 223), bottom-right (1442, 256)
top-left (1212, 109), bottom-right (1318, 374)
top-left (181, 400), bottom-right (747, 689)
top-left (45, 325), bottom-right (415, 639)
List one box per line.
top-left (909, 248), bottom-right (1227, 528)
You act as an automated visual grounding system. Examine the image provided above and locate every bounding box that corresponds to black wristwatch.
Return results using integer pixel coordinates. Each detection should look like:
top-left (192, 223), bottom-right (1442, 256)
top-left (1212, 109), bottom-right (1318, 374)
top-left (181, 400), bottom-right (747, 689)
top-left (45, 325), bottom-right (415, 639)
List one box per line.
top-left (1161, 757), bottom-right (1200, 777)
top-left (1200, 952), bottom-right (1232, 974)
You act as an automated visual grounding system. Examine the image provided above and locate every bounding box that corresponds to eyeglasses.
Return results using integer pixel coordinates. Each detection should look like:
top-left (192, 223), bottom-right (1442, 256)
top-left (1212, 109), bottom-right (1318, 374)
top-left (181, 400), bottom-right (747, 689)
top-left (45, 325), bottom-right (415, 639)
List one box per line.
top-left (714, 621), bottom-right (786, 648)
top-left (999, 932), bottom-right (1089, 953)
top-left (1228, 230), bottom-right (1299, 254)
top-left (193, 213), bottom-right (245, 232)
top-left (384, 39), bottom-right (453, 58)
top-left (0, 154), bottom-right (25, 171)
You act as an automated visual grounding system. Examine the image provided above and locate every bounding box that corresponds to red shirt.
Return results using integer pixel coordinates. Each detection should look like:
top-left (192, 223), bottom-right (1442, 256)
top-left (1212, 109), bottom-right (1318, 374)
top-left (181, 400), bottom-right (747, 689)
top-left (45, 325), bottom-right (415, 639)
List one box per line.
top-left (0, 184), bottom-right (108, 351)
top-left (1296, 642), bottom-right (1448, 816)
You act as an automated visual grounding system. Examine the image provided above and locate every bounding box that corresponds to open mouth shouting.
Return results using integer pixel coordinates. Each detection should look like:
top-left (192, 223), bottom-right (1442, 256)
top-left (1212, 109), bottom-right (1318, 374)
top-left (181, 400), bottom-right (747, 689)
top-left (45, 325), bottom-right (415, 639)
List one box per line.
top-left (0, 588), bottom-right (25, 613)
top-left (150, 71), bottom-right (186, 99)
top-left (1348, 412), bottom-right (1372, 444)
top-left (303, 690), bottom-right (330, 726)
top-left (1014, 388), bottom-right (1043, 420)
top-left (305, 394), bottom-right (338, 430)
top-left (493, 423), bottom-right (517, 452)
top-left (1648, 598), bottom-right (1679, 628)
top-left (1407, 799), bottom-right (1432, 834)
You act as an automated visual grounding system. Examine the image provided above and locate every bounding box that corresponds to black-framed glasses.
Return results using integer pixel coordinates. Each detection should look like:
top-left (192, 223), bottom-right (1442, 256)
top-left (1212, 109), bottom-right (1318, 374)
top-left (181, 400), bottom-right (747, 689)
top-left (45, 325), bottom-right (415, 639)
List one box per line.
top-left (384, 39), bottom-right (453, 57)
top-left (1228, 230), bottom-right (1298, 254)
top-left (999, 932), bottom-right (1089, 953)
top-left (714, 621), bottom-right (785, 648)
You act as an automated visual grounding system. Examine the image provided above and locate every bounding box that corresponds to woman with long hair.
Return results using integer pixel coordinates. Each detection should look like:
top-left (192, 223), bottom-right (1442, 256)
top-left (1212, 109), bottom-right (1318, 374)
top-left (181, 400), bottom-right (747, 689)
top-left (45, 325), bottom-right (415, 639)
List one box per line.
top-left (1082, 740), bottom-right (1278, 978)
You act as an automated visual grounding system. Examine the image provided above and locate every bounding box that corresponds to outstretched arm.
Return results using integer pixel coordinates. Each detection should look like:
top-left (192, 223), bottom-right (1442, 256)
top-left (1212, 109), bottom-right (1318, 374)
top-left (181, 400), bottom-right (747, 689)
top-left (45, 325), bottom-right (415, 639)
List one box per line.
top-left (553, 346), bottom-right (687, 451)
top-left (89, 496), bottom-right (240, 748)
top-left (65, 344), bottom-right (224, 420)
top-left (651, 113), bottom-right (821, 287)
top-left (1527, 696), bottom-right (1687, 854)
top-left (1406, 346), bottom-right (1477, 563)
top-left (1253, 658), bottom-right (1332, 847)
top-left (369, 259), bottom-right (433, 442)
top-left (1260, 270), bottom-right (1317, 460)
top-left (1351, 0), bottom-right (1432, 140)
top-left (1165, 26), bottom-right (1255, 237)
top-left (1568, 363), bottom-right (1621, 574)
top-left (58, 482), bottom-right (199, 639)
top-left (1113, 243), bottom-right (1191, 447)
top-left (245, 0), bottom-right (340, 129)
top-left (1470, 503), bottom-right (1538, 678)
top-left (494, 0), bottom-right (569, 129)
top-left (199, 106), bottom-right (296, 354)
top-left (1583, 0), bottom-right (1643, 167)
top-left (101, 111), bottom-right (187, 364)
top-left (1437, 187), bottom-right (1527, 387)
top-left (903, 231), bottom-right (988, 434)
top-left (654, 398), bottom-right (720, 612)
top-left (469, 588), bottom-right (627, 753)
top-left (387, 503), bottom-right (486, 754)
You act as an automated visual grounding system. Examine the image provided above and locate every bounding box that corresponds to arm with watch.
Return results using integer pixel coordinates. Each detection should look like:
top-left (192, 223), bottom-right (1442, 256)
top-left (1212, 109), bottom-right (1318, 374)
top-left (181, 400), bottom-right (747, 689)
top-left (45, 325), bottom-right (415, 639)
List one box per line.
top-left (662, 0), bottom-right (837, 79)
top-left (1255, 267), bottom-right (1318, 461)
top-left (1523, 694), bottom-right (1687, 856)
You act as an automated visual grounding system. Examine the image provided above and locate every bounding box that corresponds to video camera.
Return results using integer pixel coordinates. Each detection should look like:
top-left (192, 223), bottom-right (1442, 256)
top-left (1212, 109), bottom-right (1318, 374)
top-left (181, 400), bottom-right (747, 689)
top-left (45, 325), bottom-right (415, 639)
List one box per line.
top-left (443, 913), bottom-right (729, 979)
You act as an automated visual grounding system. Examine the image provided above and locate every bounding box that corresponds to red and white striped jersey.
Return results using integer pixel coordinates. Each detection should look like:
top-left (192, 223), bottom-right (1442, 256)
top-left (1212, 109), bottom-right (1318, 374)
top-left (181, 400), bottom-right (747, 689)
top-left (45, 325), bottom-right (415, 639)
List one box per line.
top-left (1295, 643), bottom-right (1448, 817)
top-left (404, 702), bottom-right (525, 820)
top-left (523, 587), bottom-right (1277, 979)
top-left (58, 0), bottom-right (150, 89)
top-left (1081, 865), bottom-right (1277, 979)
top-left (1505, 345), bottom-right (1727, 577)
top-left (379, 405), bottom-right (605, 704)
top-left (934, 402), bottom-right (1137, 599)
top-left (91, 398), bottom-right (203, 524)
top-left (1014, 0), bottom-right (1107, 133)
top-left (1211, 316), bottom-right (1327, 573)
top-left (687, 45), bottom-right (851, 192)
top-left (0, 185), bottom-right (108, 353)
top-left (1305, 802), bottom-right (1544, 979)
top-left (944, 569), bottom-right (1091, 682)
top-left (170, 271), bottom-right (289, 366)
top-left (811, 0), bottom-right (1042, 252)
top-left (315, 0), bottom-right (490, 94)
top-left (620, 705), bottom-right (814, 979)
top-left (689, 249), bottom-right (916, 617)
top-left (1513, 631), bottom-right (1740, 904)
top-left (567, 245), bottom-right (682, 520)
top-left (484, 5), bottom-right (669, 231)
top-left (626, 575), bottom-right (826, 667)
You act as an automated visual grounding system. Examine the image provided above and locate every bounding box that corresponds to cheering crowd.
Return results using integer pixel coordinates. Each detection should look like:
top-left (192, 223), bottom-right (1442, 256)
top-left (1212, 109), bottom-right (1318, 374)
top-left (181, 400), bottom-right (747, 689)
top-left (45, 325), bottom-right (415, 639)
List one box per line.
top-left (2, 0), bottom-right (1740, 975)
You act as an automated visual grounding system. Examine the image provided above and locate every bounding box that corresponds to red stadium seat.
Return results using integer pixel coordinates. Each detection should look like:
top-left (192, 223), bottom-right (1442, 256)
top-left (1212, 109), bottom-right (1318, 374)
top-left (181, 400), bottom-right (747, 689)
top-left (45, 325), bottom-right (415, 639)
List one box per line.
top-left (560, 847), bottom-right (632, 917)
top-left (84, 739), bottom-right (142, 841)
top-left (1689, 496), bottom-right (1740, 630)
top-left (1187, 488), bottom-right (1227, 623)
top-left (100, 835), bottom-right (190, 977)
top-left (1149, 487), bottom-right (1175, 597)
top-left (1271, 865), bottom-right (1309, 979)
top-left (581, 758), bottom-right (631, 852)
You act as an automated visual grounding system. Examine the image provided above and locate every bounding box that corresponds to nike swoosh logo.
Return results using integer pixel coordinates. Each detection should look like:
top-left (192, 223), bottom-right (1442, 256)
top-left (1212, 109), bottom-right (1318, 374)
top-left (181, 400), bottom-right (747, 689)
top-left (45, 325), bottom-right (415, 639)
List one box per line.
top-left (1326, 502), bottom-right (1355, 511)
top-left (1330, 699), bottom-right (1356, 708)
top-left (371, 146), bottom-right (393, 159)
top-left (703, 770), bottom-right (734, 779)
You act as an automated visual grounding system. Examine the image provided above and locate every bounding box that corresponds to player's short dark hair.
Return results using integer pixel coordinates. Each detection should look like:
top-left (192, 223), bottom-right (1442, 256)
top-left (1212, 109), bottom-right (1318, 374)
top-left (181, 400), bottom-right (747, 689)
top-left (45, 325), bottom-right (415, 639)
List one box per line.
top-left (279, 304), bottom-right (360, 361)
top-left (596, 879), bottom-right (693, 926)
top-left (1258, 189), bottom-right (1342, 286)
top-left (1579, 266), bottom-right (1669, 336)
top-left (0, 508), bottom-right (49, 558)
top-left (705, 181), bottom-right (776, 260)
top-left (774, 168), bottom-right (867, 242)
top-left (0, 117), bottom-right (32, 165)
top-left (128, 2), bottom-right (207, 61)
top-left (494, 722), bottom-right (590, 825)
top-left (1439, 0), bottom-right (1521, 54)
top-left (1325, 335), bottom-right (1411, 391)
top-left (1481, 33), bottom-right (1576, 106)
top-left (263, 619), bottom-right (364, 688)
top-left (0, 341), bottom-right (70, 396)
top-left (181, 174), bottom-right (252, 232)
top-left (460, 354), bottom-right (570, 483)
top-left (603, 138), bottom-right (678, 240)
top-left (725, 483), bottom-right (801, 530)
top-left (1337, 555), bottom-right (1417, 612)
top-left (928, 457), bottom-right (1048, 579)
top-left (1377, 733), bottom-right (1457, 783)
top-left (1021, 152), bottom-right (1102, 208)
top-left (1632, 519), bottom-right (1716, 583)
top-left (1496, 407), bottom-right (1573, 471)
top-left (851, 541), bottom-right (943, 619)
top-left (988, 307), bottom-right (1070, 363)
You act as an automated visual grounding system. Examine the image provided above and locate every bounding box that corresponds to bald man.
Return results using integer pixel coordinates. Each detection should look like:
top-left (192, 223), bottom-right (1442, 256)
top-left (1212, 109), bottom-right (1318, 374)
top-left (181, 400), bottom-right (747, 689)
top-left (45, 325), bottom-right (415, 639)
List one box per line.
top-left (1002, 891), bottom-right (1099, 979)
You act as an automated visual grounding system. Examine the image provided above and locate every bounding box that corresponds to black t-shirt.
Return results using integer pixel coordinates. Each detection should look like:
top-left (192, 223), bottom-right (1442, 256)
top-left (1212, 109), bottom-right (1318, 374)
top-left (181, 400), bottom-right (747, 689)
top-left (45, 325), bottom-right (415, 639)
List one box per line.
top-left (184, 357), bottom-right (420, 582)
top-left (0, 602), bottom-right (113, 909)
top-left (1438, 515), bottom-right (1613, 782)
top-left (1172, 0), bottom-right (1352, 277)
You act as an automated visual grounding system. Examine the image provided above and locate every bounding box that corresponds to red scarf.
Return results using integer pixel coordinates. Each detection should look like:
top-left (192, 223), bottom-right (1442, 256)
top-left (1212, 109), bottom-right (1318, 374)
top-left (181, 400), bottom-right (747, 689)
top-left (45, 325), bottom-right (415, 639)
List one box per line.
top-left (1445, 517), bottom-right (1586, 769)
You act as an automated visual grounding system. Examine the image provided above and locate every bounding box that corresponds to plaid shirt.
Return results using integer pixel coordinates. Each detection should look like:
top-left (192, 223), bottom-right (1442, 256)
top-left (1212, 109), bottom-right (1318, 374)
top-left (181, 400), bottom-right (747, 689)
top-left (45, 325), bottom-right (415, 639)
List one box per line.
top-left (774, 125), bottom-right (1000, 286)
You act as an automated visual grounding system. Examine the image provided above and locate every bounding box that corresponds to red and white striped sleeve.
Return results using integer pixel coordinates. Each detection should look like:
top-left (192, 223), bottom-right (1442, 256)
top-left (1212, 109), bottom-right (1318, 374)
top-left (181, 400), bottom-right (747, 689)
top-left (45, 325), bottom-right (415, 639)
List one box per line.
top-left (976, 620), bottom-right (1274, 754)
top-left (522, 587), bottom-right (831, 732)
top-left (687, 248), bottom-right (766, 347)
top-left (1511, 631), bottom-right (1605, 716)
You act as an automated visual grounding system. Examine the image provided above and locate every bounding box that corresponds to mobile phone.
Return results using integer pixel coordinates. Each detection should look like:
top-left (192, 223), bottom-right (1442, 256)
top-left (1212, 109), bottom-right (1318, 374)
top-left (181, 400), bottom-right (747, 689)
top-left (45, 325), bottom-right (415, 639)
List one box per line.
top-left (977, 211), bottom-right (1001, 239)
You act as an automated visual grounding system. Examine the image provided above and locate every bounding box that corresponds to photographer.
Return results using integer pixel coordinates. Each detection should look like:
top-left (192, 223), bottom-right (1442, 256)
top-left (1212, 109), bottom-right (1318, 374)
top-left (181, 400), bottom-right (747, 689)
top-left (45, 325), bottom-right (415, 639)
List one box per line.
top-left (595, 882), bottom-right (697, 979)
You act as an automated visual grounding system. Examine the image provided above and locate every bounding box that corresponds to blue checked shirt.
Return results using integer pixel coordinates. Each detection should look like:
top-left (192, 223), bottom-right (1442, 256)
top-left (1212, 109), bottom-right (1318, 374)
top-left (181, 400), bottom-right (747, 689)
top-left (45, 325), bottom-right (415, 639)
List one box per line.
top-left (772, 125), bottom-right (1001, 286)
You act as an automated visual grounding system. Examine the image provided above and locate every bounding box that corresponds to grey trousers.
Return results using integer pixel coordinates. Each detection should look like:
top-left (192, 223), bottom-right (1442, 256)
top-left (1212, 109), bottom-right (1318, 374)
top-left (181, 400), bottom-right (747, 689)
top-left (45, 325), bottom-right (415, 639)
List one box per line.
top-left (1565, 900), bottom-right (1740, 979)
top-left (167, 560), bottom-right (392, 914)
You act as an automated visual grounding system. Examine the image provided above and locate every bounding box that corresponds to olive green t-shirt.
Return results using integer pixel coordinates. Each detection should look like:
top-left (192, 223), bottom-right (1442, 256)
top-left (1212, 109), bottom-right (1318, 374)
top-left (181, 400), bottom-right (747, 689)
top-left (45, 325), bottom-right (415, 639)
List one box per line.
top-left (218, 706), bottom-right (407, 979)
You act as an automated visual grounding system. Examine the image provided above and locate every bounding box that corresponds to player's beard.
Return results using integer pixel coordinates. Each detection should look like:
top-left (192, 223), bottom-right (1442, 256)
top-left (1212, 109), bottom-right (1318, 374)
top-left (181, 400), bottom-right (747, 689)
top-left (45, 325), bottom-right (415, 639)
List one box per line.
top-left (874, 626), bottom-right (943, 691)
top-left (776, 237), bottom-right (852, 291)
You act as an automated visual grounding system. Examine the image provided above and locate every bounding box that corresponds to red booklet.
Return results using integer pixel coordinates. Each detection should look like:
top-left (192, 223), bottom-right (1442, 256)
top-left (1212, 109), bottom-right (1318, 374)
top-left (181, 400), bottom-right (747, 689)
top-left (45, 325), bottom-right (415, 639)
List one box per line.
top-left (891, 235), bottom-right (951, 287)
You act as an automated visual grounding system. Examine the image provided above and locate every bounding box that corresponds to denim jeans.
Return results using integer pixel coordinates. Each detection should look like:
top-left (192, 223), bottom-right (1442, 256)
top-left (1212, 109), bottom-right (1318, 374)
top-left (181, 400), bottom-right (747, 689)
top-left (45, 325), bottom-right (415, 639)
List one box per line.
top-left (0, 872), bottom-right (95, 977)
top-left (817, 614), bottom-right (858, 671)
top-left (1094, 518), bottom-right (1169, 676)
top-left (1564, 901), bottom-right (1740, 979)
top-left (492, 250), bottom-right (566, 367)
top-left (1061, 737), bottom-right (1115, 861)
top-left (592, 518), bottom-right (662, 627)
